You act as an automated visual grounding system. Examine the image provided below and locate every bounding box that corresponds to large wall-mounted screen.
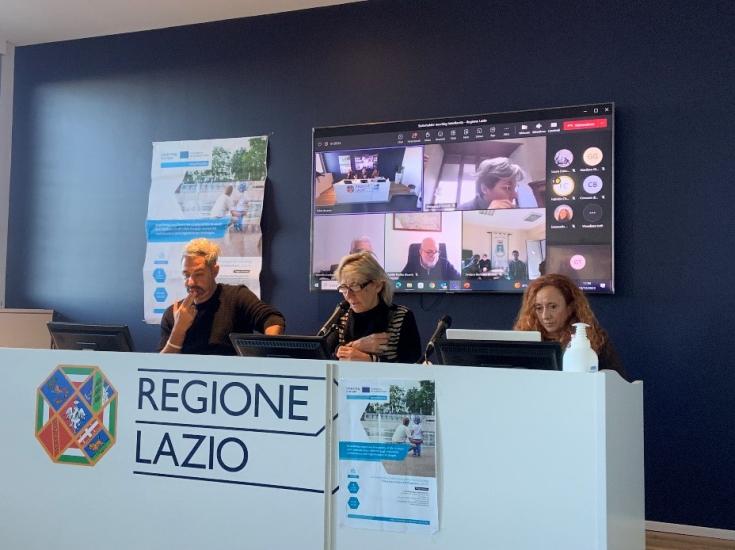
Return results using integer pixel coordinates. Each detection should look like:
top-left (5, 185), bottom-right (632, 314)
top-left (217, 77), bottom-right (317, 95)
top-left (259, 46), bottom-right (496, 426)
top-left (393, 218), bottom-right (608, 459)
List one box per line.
top-left (311, 103), bottom-right (614, 294)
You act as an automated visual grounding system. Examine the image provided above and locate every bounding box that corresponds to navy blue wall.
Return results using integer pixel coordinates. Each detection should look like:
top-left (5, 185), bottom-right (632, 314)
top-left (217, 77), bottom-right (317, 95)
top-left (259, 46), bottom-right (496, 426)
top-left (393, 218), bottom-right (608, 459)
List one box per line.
top-left (7, 0), bottom-right (735, 530)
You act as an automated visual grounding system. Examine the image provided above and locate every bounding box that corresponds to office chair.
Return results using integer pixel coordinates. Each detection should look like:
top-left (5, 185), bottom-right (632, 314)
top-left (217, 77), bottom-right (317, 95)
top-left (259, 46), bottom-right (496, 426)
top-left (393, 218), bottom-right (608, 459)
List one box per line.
top-left (406, 242), bottom-right (448, 266)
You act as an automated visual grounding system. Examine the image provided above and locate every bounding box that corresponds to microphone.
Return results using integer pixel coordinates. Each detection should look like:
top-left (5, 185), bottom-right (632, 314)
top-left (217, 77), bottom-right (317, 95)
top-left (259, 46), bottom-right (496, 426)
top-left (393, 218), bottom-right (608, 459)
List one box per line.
top-left (421, 315), bottom-right (452, 363)
top-left (317, 300), bottom-right (350, 337)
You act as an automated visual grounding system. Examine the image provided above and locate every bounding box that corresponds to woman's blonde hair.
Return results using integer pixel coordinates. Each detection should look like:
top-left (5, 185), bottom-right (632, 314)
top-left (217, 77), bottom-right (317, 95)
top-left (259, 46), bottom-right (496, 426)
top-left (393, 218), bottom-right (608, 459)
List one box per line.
top-left (335, 251), bottom-right (394, 306)
top-left (513, 273), bottom-right (608, 352)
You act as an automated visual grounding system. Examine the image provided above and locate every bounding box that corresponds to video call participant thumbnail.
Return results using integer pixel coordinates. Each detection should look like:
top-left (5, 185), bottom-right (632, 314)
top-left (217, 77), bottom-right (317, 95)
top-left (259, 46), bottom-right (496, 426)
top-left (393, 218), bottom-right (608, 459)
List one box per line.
top-left (543, 245), bottom-right (613, 285)
top-left (159, 238), bottom-right (285, 355)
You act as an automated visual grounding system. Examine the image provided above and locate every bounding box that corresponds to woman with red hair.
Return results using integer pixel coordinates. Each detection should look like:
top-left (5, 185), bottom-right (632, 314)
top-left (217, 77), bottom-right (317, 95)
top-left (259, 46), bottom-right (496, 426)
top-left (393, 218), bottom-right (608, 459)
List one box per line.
top-left (514, 274), bottom-right (627, 379)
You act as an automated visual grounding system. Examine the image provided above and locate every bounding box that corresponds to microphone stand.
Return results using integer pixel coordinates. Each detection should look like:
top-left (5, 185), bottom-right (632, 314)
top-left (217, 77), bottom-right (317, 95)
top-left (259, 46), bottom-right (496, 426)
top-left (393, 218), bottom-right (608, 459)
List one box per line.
top-left (419, 315), bottom-right (452, 365)
top-left (317, 301), bottom-right (349, 338)
top-left (420, 344), bottom-right (437, 365)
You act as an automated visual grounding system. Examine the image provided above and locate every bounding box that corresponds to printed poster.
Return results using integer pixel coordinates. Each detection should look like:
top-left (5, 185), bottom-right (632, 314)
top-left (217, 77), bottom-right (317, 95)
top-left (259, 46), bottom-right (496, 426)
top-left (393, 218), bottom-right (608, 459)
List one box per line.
top-left (143, 136), bottom-right (268, 323)
top-left (338, 378), bottom-right (438, 533)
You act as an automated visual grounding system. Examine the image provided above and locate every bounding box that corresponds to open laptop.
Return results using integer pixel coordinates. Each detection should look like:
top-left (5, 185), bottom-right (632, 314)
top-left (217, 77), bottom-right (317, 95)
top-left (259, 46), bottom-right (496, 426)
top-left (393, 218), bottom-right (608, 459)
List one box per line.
top-left (445, 329), bottom-right (542, 342)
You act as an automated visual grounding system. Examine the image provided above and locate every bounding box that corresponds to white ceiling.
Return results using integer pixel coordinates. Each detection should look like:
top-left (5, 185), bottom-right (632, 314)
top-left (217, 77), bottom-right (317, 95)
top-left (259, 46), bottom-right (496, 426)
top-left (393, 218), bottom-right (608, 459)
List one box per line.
top-left (0, 0), bottom-right (362, 46)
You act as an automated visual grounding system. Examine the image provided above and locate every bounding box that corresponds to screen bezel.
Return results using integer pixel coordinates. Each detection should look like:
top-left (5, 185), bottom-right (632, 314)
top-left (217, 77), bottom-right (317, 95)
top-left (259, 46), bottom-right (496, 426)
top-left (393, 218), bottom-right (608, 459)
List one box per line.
top-left (47, 322), bottom-right (135, 352)
top-left (229, 334), bottom-right (330, 360)
top-left (435, 338), bottom-right (563, 371)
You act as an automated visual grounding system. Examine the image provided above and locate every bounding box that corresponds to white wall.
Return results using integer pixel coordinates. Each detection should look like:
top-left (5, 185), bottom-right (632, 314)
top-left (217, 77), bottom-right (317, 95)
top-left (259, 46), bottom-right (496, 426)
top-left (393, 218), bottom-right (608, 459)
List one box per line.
top-left (421, 144), bottom-right (444, 205)
top-left (400, 146), bottom-right (424, 201)
top-left (508, 136), bottom-right (546, 181)
top-left (0, 41), bottom-right (15, 308)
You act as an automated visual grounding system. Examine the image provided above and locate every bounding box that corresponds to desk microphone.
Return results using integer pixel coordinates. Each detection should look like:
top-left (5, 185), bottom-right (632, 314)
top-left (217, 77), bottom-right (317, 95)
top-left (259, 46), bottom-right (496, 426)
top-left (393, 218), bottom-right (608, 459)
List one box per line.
top-left (421, 315), bottom-right (452, 363)
top-left (317, 300), bottom-right (350, 337)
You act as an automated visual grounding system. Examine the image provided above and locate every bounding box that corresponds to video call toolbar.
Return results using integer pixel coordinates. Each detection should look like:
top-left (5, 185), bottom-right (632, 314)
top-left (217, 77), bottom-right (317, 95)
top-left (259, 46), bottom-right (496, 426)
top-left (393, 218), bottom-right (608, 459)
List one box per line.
top-left (314, 104), bottom-right (613, 149)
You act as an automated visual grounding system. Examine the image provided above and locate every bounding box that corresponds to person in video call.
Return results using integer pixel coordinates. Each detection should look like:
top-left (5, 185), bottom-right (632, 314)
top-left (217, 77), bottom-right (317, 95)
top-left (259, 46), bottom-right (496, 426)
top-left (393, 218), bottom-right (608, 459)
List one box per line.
top-left (401, 237), bottom-right (461, 280)
top-left (159, 238), bottom-right (285, 355)
top-left (513, 273), bottom-right (626, 378)
top-left (326, 251), bottom-right (421, 363)
top-left (556, 207), bottom-right (572, 222)
top-left (460, 157), bottom-right (522, 210)
top-left (328, 236), bottom-right (374, 273)
top-left (463, 254), bottom-right (481, 276)
top-left (349, 236), bottom-right (373, 254)
top-left (478, 253), bottom-right (491, 273)
top-left (507, 250), bottom-right (529, 282)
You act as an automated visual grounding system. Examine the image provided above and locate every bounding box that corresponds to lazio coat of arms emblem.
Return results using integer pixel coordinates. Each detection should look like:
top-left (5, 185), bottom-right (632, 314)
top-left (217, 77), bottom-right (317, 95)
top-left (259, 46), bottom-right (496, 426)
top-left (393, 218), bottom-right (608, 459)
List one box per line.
top-left (35, 365), bottom-right (118, 466)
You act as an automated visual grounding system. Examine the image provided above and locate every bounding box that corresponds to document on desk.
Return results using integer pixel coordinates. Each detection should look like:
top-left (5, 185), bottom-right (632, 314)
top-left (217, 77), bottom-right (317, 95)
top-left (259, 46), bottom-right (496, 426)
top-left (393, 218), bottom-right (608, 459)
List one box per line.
top-left (142, 136), bottom-right (268, 323)
top-left (338, 377), bottom-right (438, 533)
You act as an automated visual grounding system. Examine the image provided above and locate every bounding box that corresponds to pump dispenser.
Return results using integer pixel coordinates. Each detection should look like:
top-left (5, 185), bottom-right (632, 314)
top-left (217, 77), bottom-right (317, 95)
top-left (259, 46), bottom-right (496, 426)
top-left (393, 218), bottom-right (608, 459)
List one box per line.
top-left (563, 322), bottom-right (599, 373)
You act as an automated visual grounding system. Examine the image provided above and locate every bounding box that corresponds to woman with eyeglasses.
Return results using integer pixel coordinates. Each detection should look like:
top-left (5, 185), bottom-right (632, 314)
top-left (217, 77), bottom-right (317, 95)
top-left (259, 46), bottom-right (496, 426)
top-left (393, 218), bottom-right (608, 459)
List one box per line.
top-left (513, 273), bottom-right (627, 379)
top-left (327, 251), bottom-right (421, 363)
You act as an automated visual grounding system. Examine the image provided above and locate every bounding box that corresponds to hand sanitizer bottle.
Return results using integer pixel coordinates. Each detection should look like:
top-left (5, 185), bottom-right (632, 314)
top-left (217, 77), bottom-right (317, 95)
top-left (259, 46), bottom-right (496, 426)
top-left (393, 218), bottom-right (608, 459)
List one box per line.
top-left (563, 322), bottom-right (599, 373)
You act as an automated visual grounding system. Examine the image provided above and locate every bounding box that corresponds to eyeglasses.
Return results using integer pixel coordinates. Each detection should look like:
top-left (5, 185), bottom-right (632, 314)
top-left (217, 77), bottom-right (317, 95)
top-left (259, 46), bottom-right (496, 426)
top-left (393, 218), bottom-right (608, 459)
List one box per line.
top-left (337, 281), bottom-right (372, 294)
top-left (420, 249), bottom-right (439, 256)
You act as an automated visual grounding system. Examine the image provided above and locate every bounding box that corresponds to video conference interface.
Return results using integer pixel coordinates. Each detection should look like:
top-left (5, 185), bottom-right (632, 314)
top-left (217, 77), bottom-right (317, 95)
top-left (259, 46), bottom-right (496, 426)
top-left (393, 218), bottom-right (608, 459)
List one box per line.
top-left (311, 103), bottom-right (614, 294)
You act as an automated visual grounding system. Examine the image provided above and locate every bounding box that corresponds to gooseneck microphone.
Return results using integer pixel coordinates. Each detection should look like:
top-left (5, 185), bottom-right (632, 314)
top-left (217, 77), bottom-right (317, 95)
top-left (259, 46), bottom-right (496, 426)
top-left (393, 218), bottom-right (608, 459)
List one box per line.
top-left (317, 300), bottom-right (350, 337)
top-left (421, 315), bottom-right (452, 364)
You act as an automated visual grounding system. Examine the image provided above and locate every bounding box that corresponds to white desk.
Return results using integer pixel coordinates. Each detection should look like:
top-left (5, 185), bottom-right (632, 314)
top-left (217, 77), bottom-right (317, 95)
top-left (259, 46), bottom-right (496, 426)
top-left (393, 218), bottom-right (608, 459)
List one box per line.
top-left (0, 349), bottom-right (644, 550)
top-left (331, 363), bottom-right (645, 550)
top-left (333, 178), bottom-right (391, 203)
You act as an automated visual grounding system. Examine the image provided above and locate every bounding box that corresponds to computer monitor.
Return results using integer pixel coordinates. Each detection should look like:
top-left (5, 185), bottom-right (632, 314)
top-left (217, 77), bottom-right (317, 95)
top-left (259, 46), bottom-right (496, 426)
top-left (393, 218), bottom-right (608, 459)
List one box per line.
top-left (435, 339), bottom-right (562, 370)
top-left (312, 102), bottom-right (615, 295)
top-left (446, 329), bottom-right (541, 342)
top-left (229, 334), bottom-right (331, 360)
top-left (47, 322), bottom-right (135, 352)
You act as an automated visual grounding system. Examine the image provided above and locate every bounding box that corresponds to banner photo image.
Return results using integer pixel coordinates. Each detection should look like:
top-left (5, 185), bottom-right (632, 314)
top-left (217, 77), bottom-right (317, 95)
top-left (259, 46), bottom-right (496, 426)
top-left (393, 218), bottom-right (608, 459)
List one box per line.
top-left (338, 378), bottom-right (438, 533)
top-left (143, 136), bottom-right (268, 323)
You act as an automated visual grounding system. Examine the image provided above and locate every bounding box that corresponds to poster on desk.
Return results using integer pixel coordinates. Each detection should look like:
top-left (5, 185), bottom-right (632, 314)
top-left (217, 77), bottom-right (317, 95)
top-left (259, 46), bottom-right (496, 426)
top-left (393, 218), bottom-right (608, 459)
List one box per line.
top-left (338, 378), bottom-right (438, 533)
top-left (142, 136), bottom-right (268, 324)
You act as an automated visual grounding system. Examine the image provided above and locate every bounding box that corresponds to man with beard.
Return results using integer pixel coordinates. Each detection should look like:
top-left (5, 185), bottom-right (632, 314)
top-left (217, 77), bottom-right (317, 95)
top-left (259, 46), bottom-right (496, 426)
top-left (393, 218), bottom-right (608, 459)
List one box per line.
top-left (159, 238), bottom-right (285, 355)
top-left (401, 237), bottom-right (461, 280)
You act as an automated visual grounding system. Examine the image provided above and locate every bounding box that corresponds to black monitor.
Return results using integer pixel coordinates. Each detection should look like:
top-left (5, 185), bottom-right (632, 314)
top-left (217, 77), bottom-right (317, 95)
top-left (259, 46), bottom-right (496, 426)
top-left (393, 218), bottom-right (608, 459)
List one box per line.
top-left (312, 102), bottom-right (615, 295)
top-left (229, 334), bottom-right (331, 360)
top-left (47, 322), bottom-right (135, 352)
top-left (435, 339), bottom-right (562, 370)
